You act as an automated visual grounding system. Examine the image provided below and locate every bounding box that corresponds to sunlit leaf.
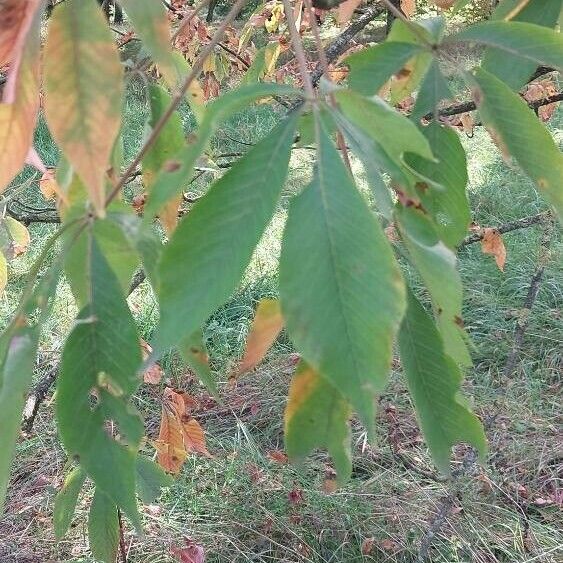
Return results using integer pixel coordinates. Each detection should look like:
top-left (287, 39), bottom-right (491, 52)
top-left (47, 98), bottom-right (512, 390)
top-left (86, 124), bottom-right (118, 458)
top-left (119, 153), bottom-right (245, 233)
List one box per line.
top-left (471, 68), bottom-right (563, 220)
top-left (155, 112), bottom-right (299, 352)
top-left (88, 489), bottom-right (119, 563)
top-left (280, 120), bottom-right (405, 433)
top-left (54, 466), bottom-right (86, 541)
top-left (398, 289), bottom-right (486, 474)
top-left (346, 42), bottom-right (422, 97)
top-left (285, 361), bottom-right (352, 482)
top-left (44, 0), bottom-right (124, 215)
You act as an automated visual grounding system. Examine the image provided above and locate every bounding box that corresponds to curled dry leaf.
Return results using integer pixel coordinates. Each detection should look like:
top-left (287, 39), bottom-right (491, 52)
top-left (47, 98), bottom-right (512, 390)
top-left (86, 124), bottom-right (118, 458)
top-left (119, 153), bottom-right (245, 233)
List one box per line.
top-left (361, 537), bottom-right (375, 555)
top-left (140, 339), bottom-right (163, 384)
top-left (481, 228), bottom-right (506, 271)
top-left (171, 538), bottom-right (205, 563)
top-left (155, 388), bottom-right (211, 474)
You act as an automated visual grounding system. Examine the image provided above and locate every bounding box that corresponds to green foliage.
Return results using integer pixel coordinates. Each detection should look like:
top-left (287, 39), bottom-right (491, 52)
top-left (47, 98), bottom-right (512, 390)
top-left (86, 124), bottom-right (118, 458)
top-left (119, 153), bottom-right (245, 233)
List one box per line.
top-left (398, 289), bottom-right (486, 474)
top-left (1, 0), bottom-right (562, 550)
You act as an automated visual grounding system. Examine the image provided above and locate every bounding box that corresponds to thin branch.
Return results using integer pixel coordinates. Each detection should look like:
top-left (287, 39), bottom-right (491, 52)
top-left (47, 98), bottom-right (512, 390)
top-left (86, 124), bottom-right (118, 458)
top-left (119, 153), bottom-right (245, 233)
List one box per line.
top-left (459, 212), bottom-right (550, 247)
top-left (105, 0), bottom-right (248, 206)
top-left (281, 0), bottom-right (315, 99)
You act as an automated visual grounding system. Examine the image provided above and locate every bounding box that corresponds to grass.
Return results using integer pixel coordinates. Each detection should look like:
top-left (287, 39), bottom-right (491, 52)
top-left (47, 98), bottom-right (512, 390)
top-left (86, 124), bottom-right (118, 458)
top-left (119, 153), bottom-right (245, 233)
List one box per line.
top-left (1, 76), bottom-right (562, 562)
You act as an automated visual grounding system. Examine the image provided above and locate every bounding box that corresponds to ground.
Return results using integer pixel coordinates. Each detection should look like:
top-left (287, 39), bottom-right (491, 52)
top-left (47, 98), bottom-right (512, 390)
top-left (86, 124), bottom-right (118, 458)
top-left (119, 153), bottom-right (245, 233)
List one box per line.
top-left (0, 30), bottom-right (562, 563)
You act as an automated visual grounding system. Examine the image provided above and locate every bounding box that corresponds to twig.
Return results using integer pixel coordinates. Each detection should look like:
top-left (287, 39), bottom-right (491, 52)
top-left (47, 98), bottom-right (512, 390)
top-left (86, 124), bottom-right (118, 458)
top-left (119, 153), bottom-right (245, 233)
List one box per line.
top-left (105, 0), bottom-right (248, 206)
top-left (21, 367), bottom-right (58, 434)
top-left (458, 212), bottom-right (550, 247)
top-left (502, 220), bottom-right (554, 378)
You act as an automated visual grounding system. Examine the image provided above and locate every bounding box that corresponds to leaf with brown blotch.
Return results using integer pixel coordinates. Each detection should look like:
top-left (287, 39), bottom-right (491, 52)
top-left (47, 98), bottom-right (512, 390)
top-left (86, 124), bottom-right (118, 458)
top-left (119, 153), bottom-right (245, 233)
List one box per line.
top-left (171, 538), bottom-right (205, 563)
top-left (235, 299), bottom-right (284, 377)
top-left (337, 0), bottom-right (362, 24)
top-left (0, 12), bottom-right (40, 193)
top-left (481, 228), bottom-right (506, 271)
top-left (44, 0), bottom-right (124, 216)
top-left (155, 388), bottom-right (210, 474)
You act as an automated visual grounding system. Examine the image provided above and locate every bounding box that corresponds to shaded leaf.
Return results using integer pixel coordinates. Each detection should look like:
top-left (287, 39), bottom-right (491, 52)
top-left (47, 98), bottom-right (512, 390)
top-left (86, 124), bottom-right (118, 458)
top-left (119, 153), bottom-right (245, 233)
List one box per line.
top-left (178, 330), bottom-right (218, 398)
top-left (0, 327), bottom-right (39, 512)
top-left (405, 122), bottom-right (470, 248)
top-left (235, 299), bottom-right (284, 376)
top-left (54, 467), bottom-right (86, 541)
top-left (398, 289), bottom-right (486, 473)
top-left (142, 84), bottom-right (186, 234)
top-left (56, 236), bottom-right (143, 529)
top-left (395, 205), bottom-right (471, 366)
top-left (136, 456), bottom-right (173, 505)
top-left (284, 362), bottom-right (352, 482)
top-left (144, 83), bottom-right (300, 218)
top-left (411, 59), bottom-right (452, 121)
top-left (481, 228), bottom-right (506, 271)
top-left (471, 68), bottom-right (563, 220)
top-left (44, 0), bottom-right (124, 215)
top-left (155, 113), bottom-right (299, 352)
top-left (88, 489), bottom-right (119, 563)
top-left (280, 121), bottom-right (405, 433)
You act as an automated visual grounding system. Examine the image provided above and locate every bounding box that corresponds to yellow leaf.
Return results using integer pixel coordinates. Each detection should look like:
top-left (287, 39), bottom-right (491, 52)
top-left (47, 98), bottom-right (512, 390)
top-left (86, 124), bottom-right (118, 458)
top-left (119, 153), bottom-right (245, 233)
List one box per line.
top-left (2, 217), bottom-right (30, 257)
top-left (235, 299), bottom-right (284, 377)
top-left (265, 3), bottom-right (284, 33)
top-left (0, 13), bottom-right (40, 193)
top-left (44, 0), bottom-right (124, 216)
top-left (481, 228), bottom-right (506, 271)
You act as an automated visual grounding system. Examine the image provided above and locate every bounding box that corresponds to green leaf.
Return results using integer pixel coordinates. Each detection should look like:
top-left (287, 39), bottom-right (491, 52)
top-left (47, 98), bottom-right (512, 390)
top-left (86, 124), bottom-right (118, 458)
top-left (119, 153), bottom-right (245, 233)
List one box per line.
top-left (0, 327), bottom-right (39, 512)
top-left (284, 361), bottom-right (352, 482)
top-left (44, 0), bottom-right (123, 215)
top-left (64, 219), bottom-right (139, 308)
top-left (346, 42), bottom-right (423, 96)
top-left (155, 112), bottom-right (300, 352)
top-left (54, 466), bottom-right (87, 541)
top-left (88, 489), bottom-right (119, 563)
top-left (405, 122), bottom-right (470, 248)
top-left (279, 121), bottom-right (405, 434)
top-left (56, 234), bottom-right (143, 530)
top-left (0, 252), bottom-right (6, 294)
top-left (398, 289), bottom-right (486, 474)
top-left (145, 82), bottom-right (300, 219)
top-left (334, 89), bottom-right (434, 194)
top-left (119, 0), bottom-right (205, 122)
top-left (471, 68), bottom-right (563, 220)
top-left (395, 205), bottom-right (471, 367)
top-left (136, 456), bottom-right (173, 505)
top-left (411, 59), bottom-right (452, 122)
top-left (487, 0), bottom-right (562, 90)
top-left (452, 21), bottom-right (563, 90)
top-left (178, 330), bottom-right (218, 398)
top-left (142, 84), bottom-right (187, 233)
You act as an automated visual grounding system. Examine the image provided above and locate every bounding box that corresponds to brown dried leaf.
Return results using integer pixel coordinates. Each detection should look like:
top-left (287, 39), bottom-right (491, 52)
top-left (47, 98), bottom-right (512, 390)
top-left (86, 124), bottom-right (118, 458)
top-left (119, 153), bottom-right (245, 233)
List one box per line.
top-left (481, 228), bottom-right (506, 271)
top-left (400, 0), bottom-right (416, 18)
top-left (171, 538), bottom-right (205, 563)
top-left (140, 339), bottom-right (163, 384)
top-left (460, 113), bottom-right (474, 137)
top-left (337, 0), bottom-right (362, 24)
top-left (361, 537), bottom-right (375, 555)
top-left (267, 450), bottom-right (288, 464)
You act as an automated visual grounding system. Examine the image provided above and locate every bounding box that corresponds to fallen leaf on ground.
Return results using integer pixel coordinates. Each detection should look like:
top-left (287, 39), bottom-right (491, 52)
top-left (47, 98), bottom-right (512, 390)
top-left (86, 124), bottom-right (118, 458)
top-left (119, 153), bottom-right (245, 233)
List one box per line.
top-left (140, 339), bottom-right (164, 384)
top-left (171, 538), bottom-right (205, 563)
